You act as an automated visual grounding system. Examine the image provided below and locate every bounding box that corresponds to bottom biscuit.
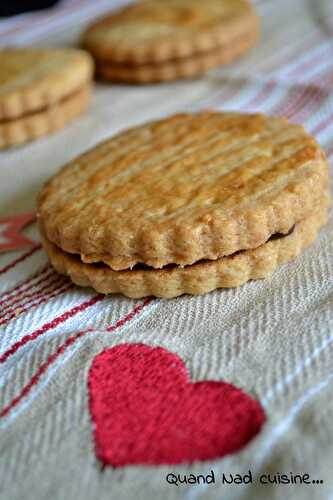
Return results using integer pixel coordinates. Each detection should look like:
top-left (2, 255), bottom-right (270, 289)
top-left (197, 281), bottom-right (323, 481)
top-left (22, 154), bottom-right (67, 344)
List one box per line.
top-left (97, 30), bottom-right (257, 83)
top-left (0, 84), bottom-right (91, 149)
top-left (41, 204), bottom-right (328, 299)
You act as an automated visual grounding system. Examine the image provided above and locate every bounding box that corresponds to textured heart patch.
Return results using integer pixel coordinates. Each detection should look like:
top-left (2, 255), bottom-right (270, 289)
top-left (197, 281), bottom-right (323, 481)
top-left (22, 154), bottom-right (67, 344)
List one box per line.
top-left (88, 343), bottom-right (265, 467)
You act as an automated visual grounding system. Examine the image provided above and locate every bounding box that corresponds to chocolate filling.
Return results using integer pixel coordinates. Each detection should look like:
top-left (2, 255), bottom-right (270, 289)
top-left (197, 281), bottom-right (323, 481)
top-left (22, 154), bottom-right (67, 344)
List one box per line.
top-left (79, 225), bottom-right (296, 272)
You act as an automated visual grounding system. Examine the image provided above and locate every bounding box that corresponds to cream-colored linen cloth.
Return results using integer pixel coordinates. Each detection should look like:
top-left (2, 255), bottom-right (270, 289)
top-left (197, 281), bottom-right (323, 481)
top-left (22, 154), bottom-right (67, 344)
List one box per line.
top-left (0, 1), bottom-right (332, 499)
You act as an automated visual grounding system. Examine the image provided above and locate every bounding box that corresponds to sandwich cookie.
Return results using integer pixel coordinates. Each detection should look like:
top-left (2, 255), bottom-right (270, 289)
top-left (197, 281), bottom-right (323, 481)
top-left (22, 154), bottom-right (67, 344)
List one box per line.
top-left (38, 111), bottom-right (330, 298)
top-left (82, 0), bottom-right (259, 83)
top-left (0, 48), bottom-right (94, 148)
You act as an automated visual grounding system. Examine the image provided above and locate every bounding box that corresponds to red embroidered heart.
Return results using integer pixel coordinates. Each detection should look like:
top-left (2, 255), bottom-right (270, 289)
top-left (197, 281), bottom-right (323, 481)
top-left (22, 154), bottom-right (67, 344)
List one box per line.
top-left (88, 343), bottom-right (265, 467)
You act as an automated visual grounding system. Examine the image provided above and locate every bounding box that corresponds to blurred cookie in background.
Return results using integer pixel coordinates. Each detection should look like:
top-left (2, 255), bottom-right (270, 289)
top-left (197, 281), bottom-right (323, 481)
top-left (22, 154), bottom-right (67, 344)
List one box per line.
top-left (0, 48), bottom-right (94, 149)
top-left (82, 0), bottom-right (259, 83)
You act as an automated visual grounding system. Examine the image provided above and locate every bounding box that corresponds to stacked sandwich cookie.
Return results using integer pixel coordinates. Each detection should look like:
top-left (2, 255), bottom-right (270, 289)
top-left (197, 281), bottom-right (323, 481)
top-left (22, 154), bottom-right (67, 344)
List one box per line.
top-left (0, 48), bottom-right (94, 148)
top-left (81, 0), bottom-right (259, 83)
top-left (37, 111), bottom-right (330, 299)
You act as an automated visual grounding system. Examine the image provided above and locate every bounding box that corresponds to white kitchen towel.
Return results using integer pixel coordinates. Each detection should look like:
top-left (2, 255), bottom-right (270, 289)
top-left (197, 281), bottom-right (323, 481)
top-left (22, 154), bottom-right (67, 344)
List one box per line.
top-left (0, 1), bottom-right (332, 499)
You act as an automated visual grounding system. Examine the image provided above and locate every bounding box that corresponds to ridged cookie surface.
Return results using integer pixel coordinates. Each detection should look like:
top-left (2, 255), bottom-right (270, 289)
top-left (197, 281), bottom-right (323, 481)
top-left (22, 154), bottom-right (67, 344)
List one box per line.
top-left (37, 111), bottom-right (330, 270)
top-left (0, 48), bottom-right (94, 120)
top-left (41, 202), bottom-right (328, 298)
top-left (82, 0), bottom-right (259, 72)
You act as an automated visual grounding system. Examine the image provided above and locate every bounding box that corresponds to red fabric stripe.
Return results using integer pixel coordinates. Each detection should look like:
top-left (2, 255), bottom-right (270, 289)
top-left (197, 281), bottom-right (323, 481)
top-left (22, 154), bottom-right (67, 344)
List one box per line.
top-left (274, 85), bottom-right (313, 118)
top-left (0, 244), bottom-right (42, 276)
top-left (0, 331), bottom-right (85, 418)
top-left (247, 81), bottom-right (277, 109)
top-left (308, 68), bottom-right (333, 135)
top-left (312, 113), bottom-right (333, 136)
top-left (196, 29), bottom-right (333, 114)
top-left (0, 299), bottom-right (151, 418)
top-left (286, 86), bottom-right (322, 119)
top-left (292, 87), bottom-right (328, 124)
top-left (211, 45), bottom-right (333, 118)
top-left (106, 299), bottom-right (151, 332)
top-left (287, 43), bottom-right (333, 78)
top-left (264, 32), bottom-right (331, 72)
top-left (0, 294), bottom-right (104, 363)
top-left (0, 282), bottom-right (73, 327)
top-left (0, 273), bottom-right (61, 318)
top-left (0, 264), bottom-right (51, 306)
top-left (269, 65), bottom-right (333, 123)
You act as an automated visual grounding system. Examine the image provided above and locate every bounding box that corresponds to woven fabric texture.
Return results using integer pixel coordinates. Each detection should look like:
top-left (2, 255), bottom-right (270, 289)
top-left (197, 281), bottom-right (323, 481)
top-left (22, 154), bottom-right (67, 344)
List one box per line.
top-left (0, 1), bottom-right (332, 499)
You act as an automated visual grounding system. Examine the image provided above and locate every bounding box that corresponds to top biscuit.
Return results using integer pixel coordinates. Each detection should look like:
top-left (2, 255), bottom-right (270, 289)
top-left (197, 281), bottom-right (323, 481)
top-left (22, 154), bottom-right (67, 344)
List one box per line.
top-left (81, 0), bottom-right (259, 64)
top-left (37, 111), bottom-right (329, 270)
top-left (0, 48), bottom-right (94, 120)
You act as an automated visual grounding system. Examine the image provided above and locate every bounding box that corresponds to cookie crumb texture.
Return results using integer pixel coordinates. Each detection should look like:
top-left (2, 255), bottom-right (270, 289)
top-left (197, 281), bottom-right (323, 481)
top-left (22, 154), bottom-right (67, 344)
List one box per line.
top-left (82, 0), bottom-right (259, 82)
top-left (0, 48), bottom-right (94, 148)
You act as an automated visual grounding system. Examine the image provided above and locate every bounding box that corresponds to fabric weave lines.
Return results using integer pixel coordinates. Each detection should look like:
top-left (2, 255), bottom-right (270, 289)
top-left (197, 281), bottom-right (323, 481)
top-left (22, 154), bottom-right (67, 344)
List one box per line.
top-left (0, 1), bottom-right (332, 499)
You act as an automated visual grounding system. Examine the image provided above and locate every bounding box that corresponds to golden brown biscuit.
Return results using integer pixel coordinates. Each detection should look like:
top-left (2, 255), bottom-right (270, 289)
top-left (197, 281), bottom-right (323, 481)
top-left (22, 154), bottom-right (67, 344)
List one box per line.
top-left (0, 48), bottom-right (94, 147)
top-left (40, 201), bottom-right (329, 298)
top-left (0, 84), bottom-right (91, 149)
top-left (96, 32), bottom-right (256, 83)
top-left (82, 0), bottom-right (259, 83)
top-left (37, 111), bottom-right (330, 272)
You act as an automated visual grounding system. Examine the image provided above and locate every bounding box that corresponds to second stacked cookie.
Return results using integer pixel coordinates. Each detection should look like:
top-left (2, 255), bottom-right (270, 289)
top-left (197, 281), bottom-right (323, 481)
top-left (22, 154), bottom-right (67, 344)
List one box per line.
top-left (37, 111), bottom-right (330, 298)
top-left (82, 0), bottom-right (259, 83)
top-left (0, 48), bottom-right (93, 148)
